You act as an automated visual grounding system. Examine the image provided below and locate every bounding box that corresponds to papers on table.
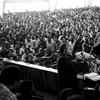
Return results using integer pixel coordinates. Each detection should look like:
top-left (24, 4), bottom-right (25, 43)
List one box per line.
top-left (75, 51), bottom-right (94, 60)
top-left (75, 51), bottom-right (100, 65)
top-left (84, 72), bottom-right (100, 81)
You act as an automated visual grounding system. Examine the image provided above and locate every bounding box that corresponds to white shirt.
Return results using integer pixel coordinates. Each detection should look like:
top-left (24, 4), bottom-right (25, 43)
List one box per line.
top-left (46, 38), bottom-right (56, 51)
top-left (25, 39), bottom-right (33, 48)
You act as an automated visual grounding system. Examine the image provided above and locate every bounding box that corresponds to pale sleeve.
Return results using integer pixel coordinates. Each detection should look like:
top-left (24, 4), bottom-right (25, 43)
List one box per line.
top-left (25, 39), bottom-right (28, 48)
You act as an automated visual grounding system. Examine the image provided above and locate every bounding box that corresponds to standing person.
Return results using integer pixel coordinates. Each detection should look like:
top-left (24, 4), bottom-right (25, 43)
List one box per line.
top-left (57, 43), bottom-right (79, 92)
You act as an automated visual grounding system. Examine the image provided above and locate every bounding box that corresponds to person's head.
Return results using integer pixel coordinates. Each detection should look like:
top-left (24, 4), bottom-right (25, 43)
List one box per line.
top-left (45, 48), bottom-right (51, 56)
top-left (60, 88), bottom-right (75, 100)
top-left (69, 35), bottom-right (74, 42)
top-left (78, 35), bottom-right (83, 41)
top-left (27, 36), bottom-right (30, 42)
top-left (3, 41), bottom-right (9, 50)
top-left (25, 55), bottom-right (33, 63)
top-left (67, 94), bottom-right (84, 100)
top-left (38, 48), bottom-right (44, 55)
top-left (61, 36), bottom-right (66, 43)
top-left (39, 35), bottom-right (44, 41)
top-left (59, 43), bottom-right (66, 55)
top-left (25, 48), bottom-right (30, 54)
top-left (59, 42), bottom-right (73, 56)
top-left (0, 65), bottom-right (21, 91)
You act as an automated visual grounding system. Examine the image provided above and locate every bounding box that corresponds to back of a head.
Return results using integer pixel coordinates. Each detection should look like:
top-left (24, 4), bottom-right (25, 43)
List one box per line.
top-left (0, 65), bottom-right (21, 86)
top-left (59, 42), bottom-right (72, 56)
top-left (60, 88), bottom-right (75, 100)
top-left (59, 43), bottom-right (66, 54)
top-left (67, 94), bottom-right (84, 100)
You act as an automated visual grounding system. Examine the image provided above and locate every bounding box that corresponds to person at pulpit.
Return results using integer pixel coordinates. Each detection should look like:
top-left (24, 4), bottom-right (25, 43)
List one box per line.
top-left (57, 43), bottom-right (79, 92)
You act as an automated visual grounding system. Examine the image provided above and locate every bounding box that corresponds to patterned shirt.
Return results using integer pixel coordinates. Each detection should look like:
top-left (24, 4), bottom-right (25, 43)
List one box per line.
top-left (0, 84), bottom-right (17, 100)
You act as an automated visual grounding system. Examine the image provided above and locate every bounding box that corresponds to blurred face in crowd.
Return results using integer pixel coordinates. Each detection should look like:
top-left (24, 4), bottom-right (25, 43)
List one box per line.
top-left (45, 48), bottom-right (51, 56)
top-left (61, 36), bottom-right (66, 43)
top-left (40, 36), bottom-right (44, 41)
top-left (69, 35), bottom-right (74, 40)
top-left (48, 36), bottom-right (51, 43)
top-left (3, 43), bottom-right (9, 50)
top-left (53, 36), bottom-right (58, 42)
top-left (27, 36), bottom-right (30, 42)
top-left (25, 48), bottom-right (30, 54)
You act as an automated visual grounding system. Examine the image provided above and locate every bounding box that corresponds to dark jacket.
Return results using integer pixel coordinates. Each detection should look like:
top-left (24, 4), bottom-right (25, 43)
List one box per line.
top-left (57, 54), bottom-right (78, 92)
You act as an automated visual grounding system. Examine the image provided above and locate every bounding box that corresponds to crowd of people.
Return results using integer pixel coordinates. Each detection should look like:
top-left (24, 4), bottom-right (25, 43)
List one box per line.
top-left (0, 6), bottom-right (100, 68)
top-left (1, 6), bottom-right (100, 100)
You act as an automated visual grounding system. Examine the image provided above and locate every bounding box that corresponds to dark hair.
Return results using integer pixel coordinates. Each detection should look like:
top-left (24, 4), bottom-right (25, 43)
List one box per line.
top-left (0, 65), bottom-right (21, 86)
top-left (67, 94), bottom-right (84, 100)
top-left (59, 43), bottom-right (66, 54)
top-left (60, 88), bottom-right (75, 100)
top-left (25, 48), bottom-right (30, 52)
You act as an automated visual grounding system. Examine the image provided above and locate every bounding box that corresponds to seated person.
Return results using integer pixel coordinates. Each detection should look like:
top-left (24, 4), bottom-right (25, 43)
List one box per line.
top-left (21, 48), bottom-right (36, 63)
top-left (37, 47), bottom-right (44, 58)
top-left (0, 65), bottom-right (21, 100)
top-left (0, 42), bottom-right (10, 58)
top-left (42, 48), bottom-right (52, 67)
